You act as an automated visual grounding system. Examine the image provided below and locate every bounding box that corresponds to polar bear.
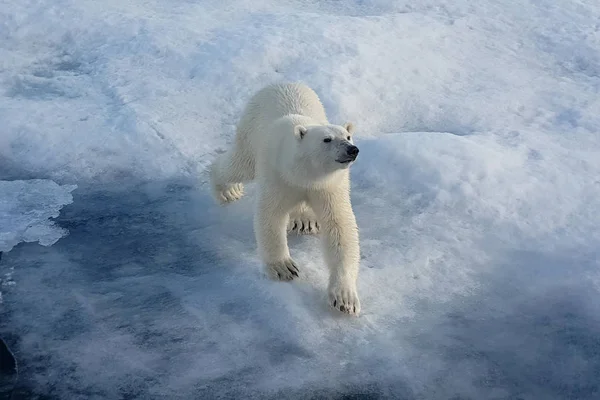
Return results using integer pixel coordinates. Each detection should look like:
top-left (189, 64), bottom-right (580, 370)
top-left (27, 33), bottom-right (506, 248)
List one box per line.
top-left (209, 83), bottom-right (361, 315)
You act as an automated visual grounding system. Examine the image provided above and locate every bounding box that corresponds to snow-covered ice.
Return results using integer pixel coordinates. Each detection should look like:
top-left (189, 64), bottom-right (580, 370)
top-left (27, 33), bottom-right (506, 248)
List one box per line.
top-left (0, 180), bottom-right (76, 253)
top-left (1, 0), bottom-right (599, 399)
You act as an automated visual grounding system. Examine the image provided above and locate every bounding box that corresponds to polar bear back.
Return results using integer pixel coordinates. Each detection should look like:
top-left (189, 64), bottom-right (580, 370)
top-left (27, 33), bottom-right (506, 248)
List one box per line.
top-left (237, 83), bottom-right (328, 152)
top-left (246, 82), bottom-right (328, 124)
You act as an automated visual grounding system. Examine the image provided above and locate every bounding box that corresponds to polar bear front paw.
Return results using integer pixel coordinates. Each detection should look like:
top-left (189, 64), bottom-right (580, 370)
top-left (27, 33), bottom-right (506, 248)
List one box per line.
top-left (266, 258), bottom-right (300, 281)
top-left (216, 183), bottom-right (244, 205)
top-left (287, 218), bottom-right (319, 235)
top-left (328, 283), bottom-right (361, 316)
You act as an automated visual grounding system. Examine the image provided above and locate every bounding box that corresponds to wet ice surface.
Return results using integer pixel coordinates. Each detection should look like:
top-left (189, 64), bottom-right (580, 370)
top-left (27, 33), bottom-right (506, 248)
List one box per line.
top-left (2, 135), bottom-right (600, 399)
top-left (2, 0), bottom-right (600, 398)
top-left (0, 179), bottom-right (76, 313)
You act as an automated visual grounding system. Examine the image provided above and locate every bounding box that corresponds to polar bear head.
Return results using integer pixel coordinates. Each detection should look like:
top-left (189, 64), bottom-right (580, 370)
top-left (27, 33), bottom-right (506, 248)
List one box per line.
top-left (292, 122), bottom-right (359, 181)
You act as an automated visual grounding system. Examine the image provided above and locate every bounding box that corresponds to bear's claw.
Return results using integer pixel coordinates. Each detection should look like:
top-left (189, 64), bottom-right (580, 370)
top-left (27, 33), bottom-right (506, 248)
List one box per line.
top-left (329, 283), bottom-right (360, 316)
top-left (267, 258), bottom-right (300, 281)
top-left (217, 183), bottom-right (244, 205)
top-left (287, 219), bottom-right (319, 235)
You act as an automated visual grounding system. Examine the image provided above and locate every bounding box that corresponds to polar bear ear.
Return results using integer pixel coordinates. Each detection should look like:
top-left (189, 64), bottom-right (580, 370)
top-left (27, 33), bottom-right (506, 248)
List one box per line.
top-left (343, 122), bottom-right (355, 135)
top-left (294, 125), bottom-right (307, 139)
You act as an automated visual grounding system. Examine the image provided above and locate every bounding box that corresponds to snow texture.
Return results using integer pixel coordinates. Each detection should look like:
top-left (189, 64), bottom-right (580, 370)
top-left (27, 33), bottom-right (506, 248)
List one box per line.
top-left (0, 180), bottom-right (76, 253)
top-left (1, 0), bottom-right (600, 399)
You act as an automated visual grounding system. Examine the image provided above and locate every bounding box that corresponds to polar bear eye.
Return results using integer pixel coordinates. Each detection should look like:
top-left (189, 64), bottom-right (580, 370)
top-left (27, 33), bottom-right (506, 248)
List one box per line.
top-left (323, 138), bottom-right (332, 143)
top-left (347, 136), bottom-right (351, 141)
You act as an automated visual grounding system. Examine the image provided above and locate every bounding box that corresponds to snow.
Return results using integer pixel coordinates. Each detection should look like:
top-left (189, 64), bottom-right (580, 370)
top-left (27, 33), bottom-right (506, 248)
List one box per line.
top-left (1, 0), bottom-right (600, 398)
top-left (0, 180), bottom-right (76, 253)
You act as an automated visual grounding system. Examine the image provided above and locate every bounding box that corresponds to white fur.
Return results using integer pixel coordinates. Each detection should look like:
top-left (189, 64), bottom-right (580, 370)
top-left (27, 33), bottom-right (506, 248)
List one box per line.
top-left (209, 83), bottom-right (361, 315)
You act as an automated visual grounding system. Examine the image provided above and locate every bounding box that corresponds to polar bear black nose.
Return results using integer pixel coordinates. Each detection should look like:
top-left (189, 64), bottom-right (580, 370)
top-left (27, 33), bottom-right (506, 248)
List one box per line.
top-left (347, 145), bottom-right (359, 158)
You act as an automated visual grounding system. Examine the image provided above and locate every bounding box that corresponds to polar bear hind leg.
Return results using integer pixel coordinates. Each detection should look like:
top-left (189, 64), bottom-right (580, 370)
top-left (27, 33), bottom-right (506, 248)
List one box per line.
top-left (209, 140), bottom-right (255, 205)
top-left (287, 202), bottom-right (320, 235)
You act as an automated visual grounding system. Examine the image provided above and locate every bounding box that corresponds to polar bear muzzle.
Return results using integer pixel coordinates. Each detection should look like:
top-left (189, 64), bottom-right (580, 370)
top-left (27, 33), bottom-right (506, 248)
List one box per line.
top-left (336, 144), bottom-right (359, 163)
